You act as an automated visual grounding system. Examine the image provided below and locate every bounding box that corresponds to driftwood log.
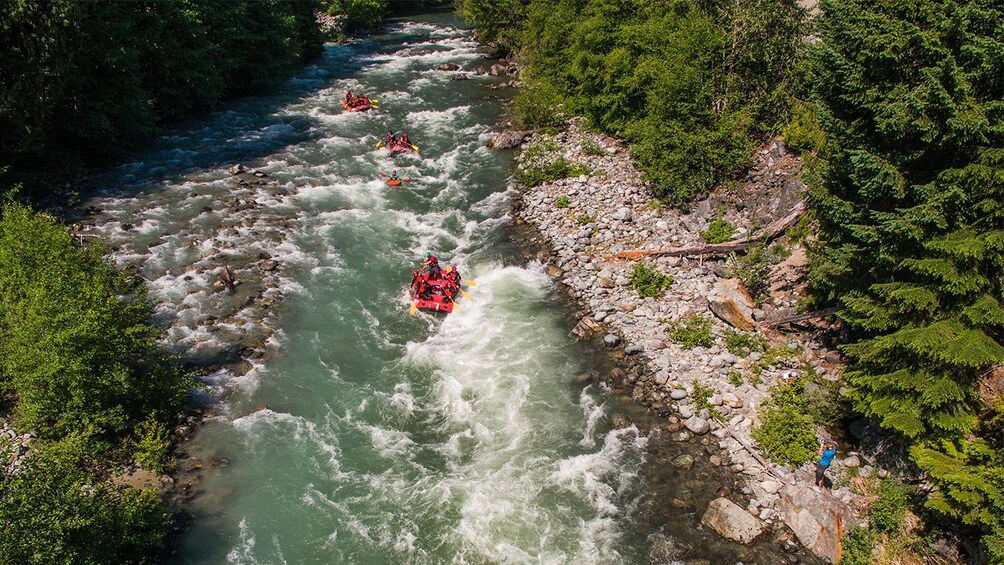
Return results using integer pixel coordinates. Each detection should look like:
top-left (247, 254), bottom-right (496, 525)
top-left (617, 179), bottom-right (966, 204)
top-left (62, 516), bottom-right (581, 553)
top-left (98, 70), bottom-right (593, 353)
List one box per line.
top-left (609, 201), bottom-right (806, 261)
top-left (759, 306), bottom-right (840, 329)
top-left (221, 264), bottom-right (236, 295)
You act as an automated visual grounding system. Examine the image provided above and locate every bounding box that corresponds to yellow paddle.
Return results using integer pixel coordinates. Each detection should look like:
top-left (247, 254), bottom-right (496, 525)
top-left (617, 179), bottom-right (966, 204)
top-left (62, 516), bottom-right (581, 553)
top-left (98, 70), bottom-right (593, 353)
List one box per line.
top-left (376, 140), bottom-right (384, 148)
top-left (459, 288), bottom-right (472, 300)
top-left (370, 104), bottom-right (380, 109)
top-left (408, 301), bottom-right (418, 316)
top-left (463, 280), bottom-right (477, 286)
top-left (451, 301), bottom-right (461, 312)
top-left (411, 145), bottom-right (420, 153)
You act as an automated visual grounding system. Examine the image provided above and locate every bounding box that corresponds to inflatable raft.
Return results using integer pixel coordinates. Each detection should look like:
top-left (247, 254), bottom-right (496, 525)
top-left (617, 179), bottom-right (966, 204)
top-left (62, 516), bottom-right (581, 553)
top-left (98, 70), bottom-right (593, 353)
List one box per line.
top-left (411, 276), bottom-right (455, 314)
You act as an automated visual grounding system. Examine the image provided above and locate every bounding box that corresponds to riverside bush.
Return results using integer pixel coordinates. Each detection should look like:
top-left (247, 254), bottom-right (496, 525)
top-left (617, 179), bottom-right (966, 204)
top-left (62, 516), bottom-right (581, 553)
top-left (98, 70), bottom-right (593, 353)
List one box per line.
top-left (627, 263), bottom-right (674, 298)
top-left (728, 243), bottom-right (776, 304)
top-left (555, 196), bottom-right (570, 208)
top-left (781, 99), bottom-right (825, 153)
top-left (840, 526), bottom-right (877, 565)
top-left (872, 479), bottom-right (910, 534)
top-left (700, 206), bottom-right (736, 244)
top-left (752, 379), bottom-right (818, 467)
top-left (667, 315), bottom-right (713, 349)
top-left (724, 329), bottom-right (767, 356)
top-left (0, 202), bottom-right (190, 438)
top-left (132, 416), bottom-right (172, 474)
top-left (516, 137), bottom-right (591, 187)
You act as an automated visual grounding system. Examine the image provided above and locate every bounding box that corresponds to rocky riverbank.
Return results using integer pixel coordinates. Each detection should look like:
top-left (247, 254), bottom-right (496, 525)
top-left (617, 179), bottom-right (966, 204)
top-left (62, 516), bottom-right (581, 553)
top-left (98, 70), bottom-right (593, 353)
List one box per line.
top-left (503, 122), bottom-right (866, 563)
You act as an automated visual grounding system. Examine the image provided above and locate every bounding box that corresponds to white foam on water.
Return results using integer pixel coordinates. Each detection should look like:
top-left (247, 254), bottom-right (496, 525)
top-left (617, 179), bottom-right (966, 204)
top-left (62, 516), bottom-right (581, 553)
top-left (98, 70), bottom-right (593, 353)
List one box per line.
top-left (226, 518), bottom-right (260, 565)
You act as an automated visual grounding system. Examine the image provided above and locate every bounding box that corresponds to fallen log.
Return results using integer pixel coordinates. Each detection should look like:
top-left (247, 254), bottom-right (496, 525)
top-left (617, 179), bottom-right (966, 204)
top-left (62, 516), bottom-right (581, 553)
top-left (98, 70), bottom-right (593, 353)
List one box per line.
top-left (610, 201), bottom-right (805, 261)
top-left (759, 306), bottom-right (840, 328)
top-left (221, 264), bottom-right (236, 295)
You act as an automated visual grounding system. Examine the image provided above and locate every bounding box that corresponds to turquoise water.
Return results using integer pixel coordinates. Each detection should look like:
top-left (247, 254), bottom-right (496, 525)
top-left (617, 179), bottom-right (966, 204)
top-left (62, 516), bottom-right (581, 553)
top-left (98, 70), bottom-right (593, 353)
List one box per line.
top-left (77, 13), bottom-right (798, 565)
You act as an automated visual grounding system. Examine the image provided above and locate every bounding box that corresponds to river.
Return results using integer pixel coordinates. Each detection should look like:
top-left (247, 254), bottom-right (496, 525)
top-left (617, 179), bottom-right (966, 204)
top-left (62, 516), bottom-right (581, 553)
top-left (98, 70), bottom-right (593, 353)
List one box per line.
top-left (75, 13), bottom-right (798, 565)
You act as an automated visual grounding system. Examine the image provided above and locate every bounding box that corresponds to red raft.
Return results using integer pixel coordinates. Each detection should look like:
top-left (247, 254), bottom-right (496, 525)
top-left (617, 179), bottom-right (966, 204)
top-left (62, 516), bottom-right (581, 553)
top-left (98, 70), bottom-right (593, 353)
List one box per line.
top-left (411, 276), bottom-right (456, 314)
top-left (342, 101), bottom-right (372, 112)
top-left (384, 141), bottom-right (418, 155)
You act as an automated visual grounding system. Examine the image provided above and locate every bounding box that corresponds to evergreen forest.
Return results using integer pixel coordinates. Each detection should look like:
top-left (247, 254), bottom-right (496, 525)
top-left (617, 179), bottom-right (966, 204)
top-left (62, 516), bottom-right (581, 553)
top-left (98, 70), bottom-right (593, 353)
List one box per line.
top-left (458, 0), bottom-right (1004, 559)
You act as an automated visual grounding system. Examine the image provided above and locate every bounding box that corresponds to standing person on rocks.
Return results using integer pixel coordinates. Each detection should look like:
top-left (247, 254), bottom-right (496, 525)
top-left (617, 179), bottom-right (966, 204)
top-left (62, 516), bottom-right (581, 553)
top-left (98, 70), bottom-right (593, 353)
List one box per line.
top-left (815, 441), bottom-right (838, 489)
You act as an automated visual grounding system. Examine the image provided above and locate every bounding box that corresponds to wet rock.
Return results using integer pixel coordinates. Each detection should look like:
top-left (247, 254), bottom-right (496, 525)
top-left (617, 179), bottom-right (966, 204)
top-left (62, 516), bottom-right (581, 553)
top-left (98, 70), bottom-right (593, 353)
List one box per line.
top-left (701, 497), bottom-right (765, 544)
top-left (228, 164), bottom-right (248, 175)
top-left (715, 484), bottom-right (733, 498)
top-left (436, 62), bottom-right (461, 71)
top-left (685, 416), bottom-right (710, 435)
top-left (570, 316), bottom-right (602, 340)
top-left (611, 414), bottom-right (631, 429)
top-left (489, 130), bottom-right (533, 150)
top-left (671, 454), bottom-right (695, 470)
top-left (451, 73), bottom-right (469, 81)
top-left (603, 334), bottom-right (621, 347)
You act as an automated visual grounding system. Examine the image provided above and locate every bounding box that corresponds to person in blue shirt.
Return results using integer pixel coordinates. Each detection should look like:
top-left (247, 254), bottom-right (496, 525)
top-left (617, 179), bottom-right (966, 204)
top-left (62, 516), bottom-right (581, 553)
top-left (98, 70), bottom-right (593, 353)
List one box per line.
top-left (816, 441), bottom-right (838, 488)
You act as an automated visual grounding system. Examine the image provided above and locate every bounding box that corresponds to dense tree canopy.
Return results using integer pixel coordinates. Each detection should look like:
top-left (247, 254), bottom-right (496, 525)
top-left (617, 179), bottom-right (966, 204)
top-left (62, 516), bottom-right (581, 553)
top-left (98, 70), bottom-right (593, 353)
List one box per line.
top-left (807, 0), bottom-right (1004, 556)
top-left (0, 0), bottom-right (323, 190)
top-left (460, 0), bottom-right (806, 206)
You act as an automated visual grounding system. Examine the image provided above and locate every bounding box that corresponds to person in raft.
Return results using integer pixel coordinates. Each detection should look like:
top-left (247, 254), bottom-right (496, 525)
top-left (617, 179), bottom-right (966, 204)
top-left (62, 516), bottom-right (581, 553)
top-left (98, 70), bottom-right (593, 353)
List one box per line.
top-left (384, 130), bottom-right (397, 146)
top-left (422, 252), bottom-right (442, 280)
top-left (400, 132), bottom-right (411, 147)
top-left (445, 265), bottom-right (461, 288)
top-left (816, 440), bottom-right (838, 488)
top-left (409, 268), bottom-right (422, 290)
top-left (345, 91), bottom-right (355, 106)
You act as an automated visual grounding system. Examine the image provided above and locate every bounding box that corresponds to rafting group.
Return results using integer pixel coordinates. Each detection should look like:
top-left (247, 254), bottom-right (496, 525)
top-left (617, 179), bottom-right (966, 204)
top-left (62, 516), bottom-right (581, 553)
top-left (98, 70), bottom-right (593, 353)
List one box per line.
top-left (342, 91), bottom-right (376, 112)
top-left (343, 91), bottom-right (466, 315)
top-left (408, 253), bottom-right (473, 315)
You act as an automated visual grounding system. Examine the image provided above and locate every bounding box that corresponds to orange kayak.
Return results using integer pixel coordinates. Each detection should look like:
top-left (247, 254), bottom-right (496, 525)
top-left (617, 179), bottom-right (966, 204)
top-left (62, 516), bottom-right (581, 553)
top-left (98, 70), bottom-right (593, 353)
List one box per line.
top-left (387, 179), bottom-right (402, 187)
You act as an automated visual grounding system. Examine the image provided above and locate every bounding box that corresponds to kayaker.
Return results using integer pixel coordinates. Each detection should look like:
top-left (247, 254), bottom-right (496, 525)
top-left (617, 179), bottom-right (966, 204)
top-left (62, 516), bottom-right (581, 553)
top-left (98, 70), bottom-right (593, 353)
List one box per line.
top-left (389, 170), bottom-right (400, 182)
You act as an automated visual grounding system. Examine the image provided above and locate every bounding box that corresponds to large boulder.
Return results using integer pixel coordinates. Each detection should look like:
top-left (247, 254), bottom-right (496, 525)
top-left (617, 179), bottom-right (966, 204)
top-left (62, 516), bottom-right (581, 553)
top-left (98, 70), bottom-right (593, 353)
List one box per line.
top-left (570, 316), bottom-right (602, 340)
top-left (488, 130), bottom-right (533, 150)
top-left (436, 62), bottom-right (461, 71)
top-left (777, 482), bottom-right (857, 563)
top-left (707, 278), bottom-right (755, 331)
top-left (701, 497), bottom-right (765, 544)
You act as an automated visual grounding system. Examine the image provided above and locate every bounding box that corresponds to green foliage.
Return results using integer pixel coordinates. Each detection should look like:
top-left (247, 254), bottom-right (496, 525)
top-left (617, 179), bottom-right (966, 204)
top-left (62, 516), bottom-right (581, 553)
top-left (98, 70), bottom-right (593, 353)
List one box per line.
top-left (331, 0), bottom-right (389, 32)
top-left (871, 479), bottom-right (910, 534)
top-left (667, 314), bottom-right (713, 350)
top-left (555, 195), bottom-right (570, 208)
top-left (728, 370), bottom-right (744, 387)
top-left (133, 416), bottom-right (171, 474)
top-left (461, 0), bottom-right (806, 205)
top-left (580, 137), bottom-right (607, 156)
top-left (700, 206), bottom-right (736, 244)
top-left (0, 0), bottom-right (324, 189)
top-left (627, 263), bottom-right (674, 298)
top-left (806, 0), bottom-right (1004, 553)
top-left (0, 202), bottom-right (190, 437)
top-left (575, 214), bottom-right (596, 225)
top-left (839, 526), bottom-right (877, 565)
top-left (693, 383), bottom-right (723, 421)
top-left (752, 379), bottom-right (819, 467)
top-left (782, 99), bottom-right (825, 153)
top-left (728, 243), bottom-right (777, 304)
top-left (724, 330), bottom-right (767, 356)
top-left (516, 137), bottom-right (591, 187)
top-left (0, 435), bottom-right (172, 564)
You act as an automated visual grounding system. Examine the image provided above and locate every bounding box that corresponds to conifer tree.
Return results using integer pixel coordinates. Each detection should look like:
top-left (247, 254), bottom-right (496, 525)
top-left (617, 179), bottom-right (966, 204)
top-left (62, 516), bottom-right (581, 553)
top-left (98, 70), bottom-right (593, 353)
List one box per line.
top-left (808, 0), bottom-right (1004, 555)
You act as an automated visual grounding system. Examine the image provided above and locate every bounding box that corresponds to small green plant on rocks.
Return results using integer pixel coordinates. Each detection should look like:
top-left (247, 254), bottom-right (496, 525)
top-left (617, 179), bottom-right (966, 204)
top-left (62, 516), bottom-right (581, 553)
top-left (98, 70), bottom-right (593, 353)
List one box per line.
top-left (693, 383), bottom-right (723, 421)
top-left (727, 242), bottom-right (779, 304)
top-left (517, 137), bottom-right (592, 187)
top-left (751, 378), bottom-right (819, 467)
top-left (555, 196), bottom-right (570, 208)
top-left (627, 263), bottom-right (674, 298)
top-left (575, 214), bottom-right (596, 224)
top-left (728, 370), bottom-right (744, 387)
top-left (724, 330), bottom-right (767, 356)
top-left (667, 314), bottom-right (713, 349)
top-left (580, 137), bottom-right (606, 156)
top-left (700, 206), bottom-right (736, 244)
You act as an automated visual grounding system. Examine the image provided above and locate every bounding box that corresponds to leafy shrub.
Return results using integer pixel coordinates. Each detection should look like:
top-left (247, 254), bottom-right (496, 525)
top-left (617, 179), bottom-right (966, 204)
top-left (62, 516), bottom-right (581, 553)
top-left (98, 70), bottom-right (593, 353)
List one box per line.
top-left (133, 416), bottom-right (171, 474)
top-left (728, 243), bottom-right (777, 304)
top-left (872, 479), bottom-right (910, 534)
top-left (0, 202), bottom-right (191, 438)
top-left (701, 206), bottom-right (736, 244)
top-left (724, 330), bottom-right (767, 356)
top-left (693, 383), bottom-right (723, 421)
top-left (839, 526), bottom-right (877, 565)
top-left (628, 263), bottom-right (674, 298)
top-left (555, 196), bottom-right (570, 208)
top-left (667, 315), bottom-right (713, 349)
top-left (782, 100), bottom-right (825, 153)
top-left (0, 435), bottom-right (172, 563)
top-left (331, 0), bottom-right (389, 33)
top-left (580, 137), bottom-right (606, 156)
top-left (514, 78), bottom-right (564, 129)
top-left (752, 379), bottom-right (818, 467)
top-left (728, 370), bottom-right (744, 387)
top-left (516, 137), bottom-right (591, 187)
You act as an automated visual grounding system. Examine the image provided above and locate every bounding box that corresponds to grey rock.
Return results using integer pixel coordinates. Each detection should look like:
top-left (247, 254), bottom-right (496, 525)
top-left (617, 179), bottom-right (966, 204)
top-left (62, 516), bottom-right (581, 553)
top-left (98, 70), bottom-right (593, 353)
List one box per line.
top-left (701, 497), bottom-right (765, 544)
top-left (611, 207), bottom-right (632, 222)
top-left (670, 389), bottom-right (689, 400)
top-left (684, 416), bottom-right (710, 435)
top-left (671, 454), bottom-right (695, 470)
top-left (603, 333), bottom-right (621, 347)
